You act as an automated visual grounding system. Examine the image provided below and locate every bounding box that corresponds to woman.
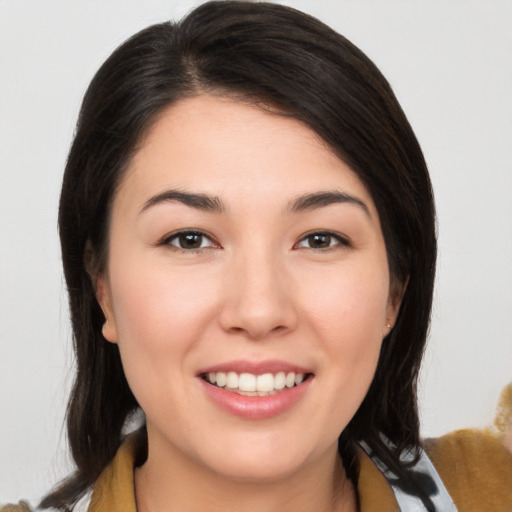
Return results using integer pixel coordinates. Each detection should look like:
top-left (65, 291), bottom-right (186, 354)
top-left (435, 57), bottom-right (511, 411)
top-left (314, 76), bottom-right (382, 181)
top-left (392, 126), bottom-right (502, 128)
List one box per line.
top-left (3, 1), bottom-right (511, 511)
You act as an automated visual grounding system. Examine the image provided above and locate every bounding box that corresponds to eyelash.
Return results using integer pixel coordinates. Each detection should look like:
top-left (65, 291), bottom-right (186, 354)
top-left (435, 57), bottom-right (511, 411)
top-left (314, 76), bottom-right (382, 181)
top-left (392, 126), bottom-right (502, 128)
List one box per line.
top-left (160, 230), bottom-right (350, 253)
top-left (160, 230), bottom-right (219, 252)
top-left (294, 231), bottom-right (350, 251)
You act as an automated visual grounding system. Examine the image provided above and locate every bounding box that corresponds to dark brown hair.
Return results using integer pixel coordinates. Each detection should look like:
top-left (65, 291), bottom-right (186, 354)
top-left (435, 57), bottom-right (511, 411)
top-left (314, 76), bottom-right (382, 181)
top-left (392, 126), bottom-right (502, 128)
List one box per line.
top-left (42, 1), bottom-right (436, 509)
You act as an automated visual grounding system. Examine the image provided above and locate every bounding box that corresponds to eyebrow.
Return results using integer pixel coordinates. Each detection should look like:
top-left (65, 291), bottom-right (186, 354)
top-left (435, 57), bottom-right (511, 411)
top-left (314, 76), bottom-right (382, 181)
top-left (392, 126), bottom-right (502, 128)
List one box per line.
top-left (287, 191), bottom-right (370, 217)
top-left (140, 189), bottom-right (225, 214)
top-left (140, 189), bottom-right (369, 217)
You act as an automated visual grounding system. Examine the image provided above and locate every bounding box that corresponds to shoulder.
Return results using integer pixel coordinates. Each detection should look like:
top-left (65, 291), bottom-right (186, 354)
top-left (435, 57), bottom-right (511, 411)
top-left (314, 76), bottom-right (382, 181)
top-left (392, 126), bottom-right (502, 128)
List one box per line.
top-left (425, 428), bottom-right (512, 510)
top-left (423, 383), bottom-right (512, 511)
top-left (0, 503), bottom-right (33, 512)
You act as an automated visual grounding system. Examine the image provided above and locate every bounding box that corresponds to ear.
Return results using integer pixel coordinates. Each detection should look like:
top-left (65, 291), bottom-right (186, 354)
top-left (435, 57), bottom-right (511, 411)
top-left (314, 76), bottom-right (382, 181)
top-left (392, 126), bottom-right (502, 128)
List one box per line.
top-left (384, 276), bottom-right (408, 337)
top-left (95, 274), bottom-right (118, 344)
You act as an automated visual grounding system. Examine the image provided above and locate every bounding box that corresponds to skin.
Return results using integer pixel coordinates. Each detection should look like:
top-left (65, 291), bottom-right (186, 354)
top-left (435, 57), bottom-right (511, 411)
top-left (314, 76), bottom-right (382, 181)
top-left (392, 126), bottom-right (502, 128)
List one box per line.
top-left (96, 95), bottom-right (403, 512)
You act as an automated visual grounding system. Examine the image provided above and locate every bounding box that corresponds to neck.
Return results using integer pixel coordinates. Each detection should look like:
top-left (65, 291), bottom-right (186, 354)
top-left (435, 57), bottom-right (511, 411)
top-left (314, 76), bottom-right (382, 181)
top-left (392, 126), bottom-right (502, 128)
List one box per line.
top-left (135, 438), bottom-right (357, 512)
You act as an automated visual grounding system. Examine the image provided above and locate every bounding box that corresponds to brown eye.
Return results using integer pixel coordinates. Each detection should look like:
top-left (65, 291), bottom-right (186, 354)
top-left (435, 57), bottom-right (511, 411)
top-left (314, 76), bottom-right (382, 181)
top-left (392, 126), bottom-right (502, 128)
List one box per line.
top-left (164, 231), bottom-right (216, 250)
top-left (307, 233), bottom-right (332, 249)
top-left (178, 233), bottom-right (203, 249)
top-left (296, 232), bottom-right (349, 250)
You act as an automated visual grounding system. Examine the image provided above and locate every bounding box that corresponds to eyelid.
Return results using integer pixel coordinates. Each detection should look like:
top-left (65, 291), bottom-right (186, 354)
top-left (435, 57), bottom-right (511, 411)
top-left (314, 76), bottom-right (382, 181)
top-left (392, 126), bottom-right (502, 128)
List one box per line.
top-left (160, 229), bottom-right (221, 251)
top-left (158, 229), bottom-right (349, 252)
top-left (294, 230), bottom-right (351, 250)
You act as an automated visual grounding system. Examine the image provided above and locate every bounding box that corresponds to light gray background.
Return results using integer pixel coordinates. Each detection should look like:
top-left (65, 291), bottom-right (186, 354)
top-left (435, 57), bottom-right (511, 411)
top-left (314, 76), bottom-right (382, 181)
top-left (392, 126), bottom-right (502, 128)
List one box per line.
top-left (1, 0), bottom-right (511, 505)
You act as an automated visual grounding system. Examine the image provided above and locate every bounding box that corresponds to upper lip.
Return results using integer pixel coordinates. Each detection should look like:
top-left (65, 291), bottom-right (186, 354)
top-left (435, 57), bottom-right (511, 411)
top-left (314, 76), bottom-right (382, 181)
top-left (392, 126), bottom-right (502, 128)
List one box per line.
top-left (197, 359), bottom-right (313, 376)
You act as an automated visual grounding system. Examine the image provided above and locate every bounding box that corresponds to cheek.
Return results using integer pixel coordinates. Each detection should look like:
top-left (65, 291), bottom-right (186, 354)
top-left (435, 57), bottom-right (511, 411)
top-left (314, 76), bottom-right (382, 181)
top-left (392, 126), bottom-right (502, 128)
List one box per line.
top-left (299, 263), bottom-right (388, 413)
top-left (107, 261), bottom-right (222, 422)
top-left (302, 261), bottom-right (389, 343)
top-left (106, 258), bottom-right (221, 393)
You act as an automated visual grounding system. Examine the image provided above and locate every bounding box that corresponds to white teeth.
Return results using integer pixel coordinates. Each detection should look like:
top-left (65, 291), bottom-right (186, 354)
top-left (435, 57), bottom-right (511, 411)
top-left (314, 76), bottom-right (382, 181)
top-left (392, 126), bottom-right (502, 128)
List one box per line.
top-left (238, 390), bottom-right (258, 396)
top-left (226, 371), bottom-right (238, 389)
top-left (274, 372), bottom-right (286, 390)
top-left (256, 373), bottom-right (274, 392)
top-left (207, 371), bottom-right (307, 393)
top-left (216, 372), bottom-right (227, 387)
top-left (239, 373), bottom-right (256, 392)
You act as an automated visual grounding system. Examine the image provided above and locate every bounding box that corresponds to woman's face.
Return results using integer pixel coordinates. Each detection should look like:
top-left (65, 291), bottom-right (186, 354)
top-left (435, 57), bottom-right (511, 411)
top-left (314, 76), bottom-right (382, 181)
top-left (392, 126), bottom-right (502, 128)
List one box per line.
top-left (98, 95), bottom-right (401, 482)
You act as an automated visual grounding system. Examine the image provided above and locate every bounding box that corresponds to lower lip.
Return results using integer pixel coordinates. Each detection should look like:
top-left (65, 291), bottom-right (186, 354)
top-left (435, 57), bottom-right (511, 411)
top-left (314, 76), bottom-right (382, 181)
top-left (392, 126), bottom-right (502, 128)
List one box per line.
top-left (199, 378), bottom-right (312, 419)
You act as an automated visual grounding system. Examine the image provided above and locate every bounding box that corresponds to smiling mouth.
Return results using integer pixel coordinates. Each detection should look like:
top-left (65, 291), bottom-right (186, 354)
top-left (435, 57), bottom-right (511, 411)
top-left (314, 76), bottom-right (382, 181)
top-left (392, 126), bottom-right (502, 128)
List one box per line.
top-left (201, 371), bottom-right (313, 396)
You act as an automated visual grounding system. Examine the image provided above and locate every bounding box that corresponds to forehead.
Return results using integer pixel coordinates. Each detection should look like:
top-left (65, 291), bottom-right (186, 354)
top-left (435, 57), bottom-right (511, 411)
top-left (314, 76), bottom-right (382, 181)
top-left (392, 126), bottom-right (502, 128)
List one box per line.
top-left (115, 94), bottom-right (377, 216)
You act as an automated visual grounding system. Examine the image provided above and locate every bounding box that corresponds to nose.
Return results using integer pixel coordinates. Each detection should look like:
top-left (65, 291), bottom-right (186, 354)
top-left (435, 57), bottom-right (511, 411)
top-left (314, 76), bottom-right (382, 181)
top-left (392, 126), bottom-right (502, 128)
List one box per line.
top-left (218, 248), bottom-right (299, 340)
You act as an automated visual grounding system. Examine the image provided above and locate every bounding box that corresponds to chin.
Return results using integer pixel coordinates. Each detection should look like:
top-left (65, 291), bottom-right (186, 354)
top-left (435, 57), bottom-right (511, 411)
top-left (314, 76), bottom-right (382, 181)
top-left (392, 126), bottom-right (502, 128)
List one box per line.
top-left (206, 451), bottom-right (310, 483)
top-left (195, 428), bottom-right (326, 483)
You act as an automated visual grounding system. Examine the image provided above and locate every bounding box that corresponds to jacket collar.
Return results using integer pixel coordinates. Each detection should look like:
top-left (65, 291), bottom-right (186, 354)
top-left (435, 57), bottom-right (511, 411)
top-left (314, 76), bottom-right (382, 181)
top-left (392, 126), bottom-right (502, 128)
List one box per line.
top-left (88, 431), bottom-right (399, 512)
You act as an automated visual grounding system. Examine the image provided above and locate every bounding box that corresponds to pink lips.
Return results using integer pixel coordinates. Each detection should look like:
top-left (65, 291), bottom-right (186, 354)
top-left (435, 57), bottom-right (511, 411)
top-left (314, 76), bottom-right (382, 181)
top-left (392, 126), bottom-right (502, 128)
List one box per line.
top-left (197, 359), bottom-right (312, 376)
top-left (197, 359), bottom-right (313, 420)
